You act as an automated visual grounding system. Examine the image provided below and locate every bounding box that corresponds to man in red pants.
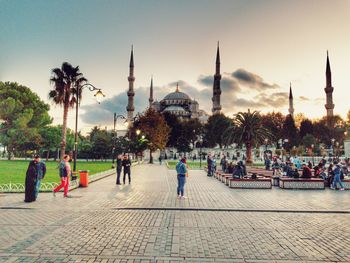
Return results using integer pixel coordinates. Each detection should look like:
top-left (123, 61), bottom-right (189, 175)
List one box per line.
top-left (53, 155), bottom-right (71, 198)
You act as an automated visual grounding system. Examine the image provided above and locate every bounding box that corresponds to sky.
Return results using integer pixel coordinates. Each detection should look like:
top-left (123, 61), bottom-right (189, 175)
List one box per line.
top-left (1, 0), bottom-right (350, 133)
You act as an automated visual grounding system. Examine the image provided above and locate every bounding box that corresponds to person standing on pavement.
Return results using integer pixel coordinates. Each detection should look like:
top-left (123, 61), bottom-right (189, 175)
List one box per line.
top-left (122, 154), bottom-right (132, 184)
top-left (33, 155), bottom-right (46, 200)
top-left (24, 155), bottom-right (44, 202)
top-left (331, 162), bottom-right (345, 190)
top-left (53, 155), bottom-right (71, 198)
top-left (175, 157), bottom-right (188, 199)
top-left (116, 154), bottom-right (123, 185)
top-left (159, 155), bottom-right (162, 165)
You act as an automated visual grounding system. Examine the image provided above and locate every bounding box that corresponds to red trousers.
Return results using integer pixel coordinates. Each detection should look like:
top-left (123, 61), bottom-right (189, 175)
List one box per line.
top-left (54, 177), bottom-right (69, 196)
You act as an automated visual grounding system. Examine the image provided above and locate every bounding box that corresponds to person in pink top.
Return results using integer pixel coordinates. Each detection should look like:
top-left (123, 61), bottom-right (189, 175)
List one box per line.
top-left (53, 155), bottom-right (71, 198)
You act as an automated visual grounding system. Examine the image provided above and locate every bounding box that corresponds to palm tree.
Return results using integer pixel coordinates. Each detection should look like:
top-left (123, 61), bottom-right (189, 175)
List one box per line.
top-left (224, 110), bottom-right (272, 164)
top-left (49, 62), bottom-right (87, 160)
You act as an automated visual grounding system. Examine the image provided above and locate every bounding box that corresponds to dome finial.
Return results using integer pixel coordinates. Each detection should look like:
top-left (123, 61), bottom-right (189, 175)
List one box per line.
top-left (176, 82), bottom-right (179, 92)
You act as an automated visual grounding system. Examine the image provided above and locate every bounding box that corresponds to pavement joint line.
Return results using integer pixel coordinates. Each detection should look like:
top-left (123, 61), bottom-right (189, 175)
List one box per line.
top-left (113, 207), bottom-right (350, 214)
top-left (0, 207), bottom-right (33, 210)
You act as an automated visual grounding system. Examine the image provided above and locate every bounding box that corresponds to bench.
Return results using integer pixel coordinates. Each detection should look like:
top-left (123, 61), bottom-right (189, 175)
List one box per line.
top-left (229, 178), bottom-right (272, 189)
top-left (279, 177), bottom-right (325, 190)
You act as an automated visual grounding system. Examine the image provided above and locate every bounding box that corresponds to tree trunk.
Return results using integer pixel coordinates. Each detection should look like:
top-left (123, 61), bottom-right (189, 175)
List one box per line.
top-left (46, 150), bottom-right (50, 161)
top-left (60, 103), bottom-right (69, 160)
top-left (246, 142), bottom-right (253, 164)
top-left (149, 150), bottom-right (153, 164)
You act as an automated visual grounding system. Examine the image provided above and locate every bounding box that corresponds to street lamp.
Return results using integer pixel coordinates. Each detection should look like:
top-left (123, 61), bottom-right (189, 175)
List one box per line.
top-left (264, 138), bottom-right (268, 160)
top-left (281, 138), bottom-right (288, 162)
top-left (73, 83), bottom-right (105, 172)
top-left (311, 144), bottom-right (315, 166)
top-left (112, 113), bottom-right (127, 166)
top-left (331, 138), bottom-right (335, 160)
top-left (198, 135), bottom-right (203, 168)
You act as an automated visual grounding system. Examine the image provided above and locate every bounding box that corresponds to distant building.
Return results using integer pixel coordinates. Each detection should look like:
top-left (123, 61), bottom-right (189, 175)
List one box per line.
top-left (150, 83), bottom-right (209, 122)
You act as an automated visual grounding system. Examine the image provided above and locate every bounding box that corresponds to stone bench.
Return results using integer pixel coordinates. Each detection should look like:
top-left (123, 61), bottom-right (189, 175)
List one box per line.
top-left (229, 178), bottom-right (272, 189)
top-left (279, 177), bottom-right (325, 190)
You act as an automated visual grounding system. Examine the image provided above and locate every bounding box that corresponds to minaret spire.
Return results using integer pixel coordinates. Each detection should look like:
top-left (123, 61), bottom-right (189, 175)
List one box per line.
top-left (324, 50), bottom-right (334, 125)
top-left (126, 45), bottom-right (135, 123)
top-left (149, 76), bottom-right (154, 107)
top-left (212, 42), bottom-right (222, 114)
top-left (288, 82), bottom-right (294, 116)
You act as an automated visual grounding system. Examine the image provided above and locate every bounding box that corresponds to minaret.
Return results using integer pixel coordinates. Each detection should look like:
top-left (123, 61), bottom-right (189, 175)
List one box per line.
top-left (212, 42), bottom-right (222, 114)
top-left (149, 76), bottom-right (154, 107)
top-left (288, 82), bottom-right (294, 116)
top-left (324, 51), bottom-right (334, 125)
top-left (126, 46), bottom-right (135, 122)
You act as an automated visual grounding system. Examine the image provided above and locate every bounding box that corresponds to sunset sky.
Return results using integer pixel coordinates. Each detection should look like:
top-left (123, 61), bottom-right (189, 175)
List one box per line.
top-left (1, 0), bottom-right (350, 132)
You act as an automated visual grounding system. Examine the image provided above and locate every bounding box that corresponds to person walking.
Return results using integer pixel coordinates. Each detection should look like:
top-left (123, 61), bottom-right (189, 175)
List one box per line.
top-left (122, 155), bottom-right (131, 184)
top-left (175, 157), bottom-right (188, 199)
top-left (33, 155), bottom-right (46, 200)
top-left (331, 162), bottom-right (345, 190)
top-left (24, 155), bottom-right (43, 202)
top-left (116, 154), bottom-right (123, 185)
top-left (159, 155), bottom-right (162, 165)
top-left (53, 155), bottom-right (71, 198)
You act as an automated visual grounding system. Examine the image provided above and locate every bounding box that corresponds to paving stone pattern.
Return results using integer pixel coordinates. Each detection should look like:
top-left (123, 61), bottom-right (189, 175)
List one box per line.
top-left (0, 164), bottom-right (350, 262)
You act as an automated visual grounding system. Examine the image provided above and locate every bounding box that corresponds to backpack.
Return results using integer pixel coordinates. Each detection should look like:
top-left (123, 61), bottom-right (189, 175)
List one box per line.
top-left (59, 162), bottom-right (67, 177)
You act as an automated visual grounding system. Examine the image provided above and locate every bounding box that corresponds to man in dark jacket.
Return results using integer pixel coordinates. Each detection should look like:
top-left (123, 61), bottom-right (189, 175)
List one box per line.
top-left (116, 154), bottom-right (123, 185)
top-left (122, 155), bottom-right (132, 184)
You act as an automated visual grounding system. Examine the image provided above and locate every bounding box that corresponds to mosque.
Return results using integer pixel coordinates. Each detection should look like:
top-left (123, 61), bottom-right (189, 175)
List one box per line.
top-left (125, 44), bottom-right (222, 123)
top-left (125, 44), bottom-right (335, 125)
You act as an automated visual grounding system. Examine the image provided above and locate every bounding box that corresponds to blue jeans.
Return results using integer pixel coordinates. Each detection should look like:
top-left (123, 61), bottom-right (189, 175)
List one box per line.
top-left (35, 179), bottom-right (41, 199)
top-left (332, 174), bottom-right (344, 189)
top-left (177, 175), bottom-right (186, 196)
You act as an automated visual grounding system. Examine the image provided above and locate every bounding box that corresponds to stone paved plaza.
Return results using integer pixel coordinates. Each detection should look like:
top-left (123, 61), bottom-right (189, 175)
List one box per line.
top-left (1, 164), bottom-right (350, 262)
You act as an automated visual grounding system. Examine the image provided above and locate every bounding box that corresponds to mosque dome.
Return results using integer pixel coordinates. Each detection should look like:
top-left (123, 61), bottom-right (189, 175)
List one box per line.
top-left (163, 83), bottom-right (191, 101)
top-left (163, 105), bottom-right (188, 113)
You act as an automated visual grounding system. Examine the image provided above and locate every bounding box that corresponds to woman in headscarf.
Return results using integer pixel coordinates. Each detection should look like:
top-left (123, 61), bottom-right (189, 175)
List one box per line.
top-left (24, 156), bottom-right (39, 202)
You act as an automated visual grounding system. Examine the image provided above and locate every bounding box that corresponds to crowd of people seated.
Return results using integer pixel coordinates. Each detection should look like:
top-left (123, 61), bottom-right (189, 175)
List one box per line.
top-left (266, 156), bottom-right (349, 190)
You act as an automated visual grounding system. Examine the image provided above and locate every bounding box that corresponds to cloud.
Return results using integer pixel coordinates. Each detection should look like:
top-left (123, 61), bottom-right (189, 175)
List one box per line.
top-left (81, 68), bottom-right (288, 125)
top-left (232, 68), bottom-right (279, 90)
top-left (299, 96), bottom-right (310, 101)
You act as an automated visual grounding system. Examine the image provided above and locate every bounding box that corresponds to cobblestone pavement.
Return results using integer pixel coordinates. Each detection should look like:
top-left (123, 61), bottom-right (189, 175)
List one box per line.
top-left (1, 164), bottom-right (350, 262)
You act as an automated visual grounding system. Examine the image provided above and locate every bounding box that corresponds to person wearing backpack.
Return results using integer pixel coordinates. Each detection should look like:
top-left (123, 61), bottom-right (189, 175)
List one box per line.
top-left (175, 157), bottom-right (188, 199)
top-left (53, 155), bottom-right (72, 198)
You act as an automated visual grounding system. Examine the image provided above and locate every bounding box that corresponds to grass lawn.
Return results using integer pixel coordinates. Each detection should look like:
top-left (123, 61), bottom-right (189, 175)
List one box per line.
top-left (166, 160), bottom-right (205, 169)
top-left (0, 160), bottom-right (114, 184)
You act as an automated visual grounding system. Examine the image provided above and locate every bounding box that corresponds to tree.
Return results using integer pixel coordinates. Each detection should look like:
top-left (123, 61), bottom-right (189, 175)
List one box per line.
top-left (227, 110), bottom-right (271, 164)
top-left (162, 112), bottom-right (181, 147)
top-left (0, 82), bottom-right (52, 158)
top-left (260, 112), bottom-right (285, 146)
top-left (282, 115), bottom-right (298, 150)
top-left (91, 130), bottom-right (113, 160)
top-left (299, 119), bottom-right (314, 139)
top-left (49, 62), bottom-right (87, 160)
top-left (136, 108), bottom-right (170, 163)
top-left (204, 113), bottom-right (232, 148)
top-left (40, 126), bottom-right (62, 160)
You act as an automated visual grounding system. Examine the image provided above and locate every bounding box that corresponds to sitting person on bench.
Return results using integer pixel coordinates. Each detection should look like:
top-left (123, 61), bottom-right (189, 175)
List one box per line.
top-left (301, 163), bottom-right (312, 178)
top-left (232, 161), bottom-right (245, 179)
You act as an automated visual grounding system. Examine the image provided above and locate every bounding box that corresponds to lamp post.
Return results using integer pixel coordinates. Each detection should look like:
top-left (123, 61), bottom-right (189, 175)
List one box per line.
top-left (331, 138), bottom-right (335, 161)
top-left (264, 138), bottom-right (268, 160)
top-left (198, 135), bottom-right (203, 168)
top-left (112, 113), bottom-right (127, 166)
top-left (311, 144), bottom-right (315, 166)
top-left (73, 83), bottom-right (105, 172)
top-left (336, 141), bottom-right (339, 160)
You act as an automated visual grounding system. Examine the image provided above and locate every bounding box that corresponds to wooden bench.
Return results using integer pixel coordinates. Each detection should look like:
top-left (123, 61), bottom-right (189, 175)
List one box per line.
top-left (279, 177), bottom-right (325, 190)
top-left (229, 178), bottom-right (272, 189)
